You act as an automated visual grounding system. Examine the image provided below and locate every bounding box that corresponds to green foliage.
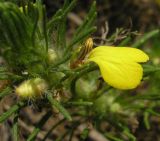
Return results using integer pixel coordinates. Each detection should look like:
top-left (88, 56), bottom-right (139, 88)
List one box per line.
top-left (0, 101), bottom-right (25, 123)
top-left (0, 0), bottom-right (160, 141)
top-left (47, 93), bottom-right (72, 121)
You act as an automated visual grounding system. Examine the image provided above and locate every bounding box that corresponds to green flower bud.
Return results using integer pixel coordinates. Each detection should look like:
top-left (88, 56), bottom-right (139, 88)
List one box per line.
top-left (47, 49), bottom-right (57, 63)
top-left (15, 78), bottom-right (47, 99)
top-left (93, 94), bottom-right (122, 115)
top-left (110, 103), bottom-right (121, 113)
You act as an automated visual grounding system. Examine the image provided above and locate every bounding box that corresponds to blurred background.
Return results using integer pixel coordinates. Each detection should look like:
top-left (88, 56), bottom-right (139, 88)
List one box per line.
top-left (0, 0), bottom-right (160, 141)
top-left (45, 0), bottom-right (160, 32)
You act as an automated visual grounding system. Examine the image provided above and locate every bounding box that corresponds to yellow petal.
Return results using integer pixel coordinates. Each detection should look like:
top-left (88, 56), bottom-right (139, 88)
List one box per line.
top-left (90, 58), bottom-right (143, 89)
top-left (88, 46), bottom-right (149, 89)
top-left (89, 46), bottom-right (149, 63)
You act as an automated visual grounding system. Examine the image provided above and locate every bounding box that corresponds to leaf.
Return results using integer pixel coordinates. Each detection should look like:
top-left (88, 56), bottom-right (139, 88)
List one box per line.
top-left (47, 93), bottom-right (72, 121)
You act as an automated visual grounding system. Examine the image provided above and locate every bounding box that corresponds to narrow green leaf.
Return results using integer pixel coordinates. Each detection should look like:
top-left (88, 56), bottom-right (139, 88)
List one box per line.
top-left (42, 6), bottom-right (48, 52)
top-left (74, 1), bottom-right (96, 36)
top-left (123, 129), bottom-right (136, 141)
top-left (47, 0), bottom-right (77, 34)
top-left (42, 119), bottom-right (65, 141)
top-left (27, 111), bottom-right (52, 141)
top-left (0, 12), bottom-right (21, 49)
top-left (80, 128), bottom-right (89, 140)
top-left (104, 133), bottom-right (123, 141)
top-left (0, 67), bottom-right (7, 72)
top-left (0, 73), bottom-right (8, 80)
top-left (9, 11), bottom-right (29, 48)
top-left (0, 101), bottom-right (25, 123)
top-left (148, 109), bottom-right (160, 116)
top-left (56, 17), bottom-right (67, 50)
top-left (66, 26), bottom-right (97, 52)
top-left (62, 0), bottom-right (77, 17)
top-left (0, 87), bottom-right (12, 100)
top-left (62, 0), bottom-right (70, 9)
top-left (83, 12), bottom-right (97, 31)
top-left (47, 94), bottom-right (72, 121)
top-left (47, 9), bottom-right (63, 31)
top-left (55, 130), bottom-right (70, 141)
top-left (132, 29), bottom-right (160, 48)
top-left (12, 111), bottom-right (19, 141)
top-left (144, 111), bottom-right (150, 130)
top-left (143, 64), bottom-right (160, 75)
top-left (31, 8), bottom-right (39, 47)
top-left (118, 36), bottom-right (132, 46)
top-left (67, 101), bottom-right (93, 106)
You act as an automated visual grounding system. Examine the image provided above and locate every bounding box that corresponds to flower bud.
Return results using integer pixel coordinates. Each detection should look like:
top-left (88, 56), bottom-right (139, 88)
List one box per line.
top-left (47, 49), bottom-right (57, 63)
top-left (110, 103), bottom-right (121, 113)
top-left (19, 3), bottom-right (36, 13)
top-left (84, 38), bottom-right (93, 50)
top-left (15, 78), bottom-right (47, 99)
top-left (93, 94), bottom-right (122, 115)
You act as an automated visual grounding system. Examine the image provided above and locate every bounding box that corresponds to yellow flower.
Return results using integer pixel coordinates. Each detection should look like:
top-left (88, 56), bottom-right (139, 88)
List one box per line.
top-left (88, 46), bottom-right (149, 90)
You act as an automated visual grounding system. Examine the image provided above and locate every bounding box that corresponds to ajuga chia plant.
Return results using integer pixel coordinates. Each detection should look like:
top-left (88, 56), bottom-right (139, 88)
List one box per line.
top-left (0, 0), bottom-right (160, 141)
